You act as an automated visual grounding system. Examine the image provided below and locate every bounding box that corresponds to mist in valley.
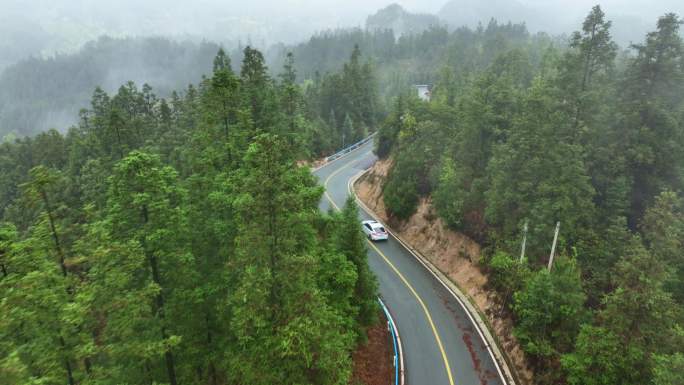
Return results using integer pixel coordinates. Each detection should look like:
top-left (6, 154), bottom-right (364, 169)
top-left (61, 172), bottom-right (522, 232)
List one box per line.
top-left (0, 0), bottom-right (681, 138)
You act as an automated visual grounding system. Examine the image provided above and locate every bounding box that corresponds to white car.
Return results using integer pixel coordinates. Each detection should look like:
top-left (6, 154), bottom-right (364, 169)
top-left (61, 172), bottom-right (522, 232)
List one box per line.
top-left (362, 220), bottom-right (389, 241)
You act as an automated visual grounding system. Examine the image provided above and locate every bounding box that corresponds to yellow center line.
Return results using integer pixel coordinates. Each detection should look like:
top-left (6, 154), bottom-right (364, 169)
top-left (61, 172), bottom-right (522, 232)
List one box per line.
top-left (321, 150), bottom-right (456, 385)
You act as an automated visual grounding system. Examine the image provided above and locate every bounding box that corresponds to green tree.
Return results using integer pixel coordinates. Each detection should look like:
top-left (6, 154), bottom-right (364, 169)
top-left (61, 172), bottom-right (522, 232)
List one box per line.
top-left (0, 223), bottom-right (16, 278)
top-left (564, 237), bottom-right (681, 385)
top-left (332, 197), bottom-right (378, 336)
top-left (652, 353), bottom-right (684, 385)
top-left (486, 78), bottom-right (596, 258)
top-left (641, 190), bottom-right (684, 303)
top-left (205, 49), bottom-right (241, 141)
top-left (241, 46), bottom-right (277, 136)
top-left (562, 325), bottom-right (632, 385)
top-left (486, 252), bottom-right (530, 311)
top-left (73, 221), bottom-right (160, 385)
top-left (513, 257), bottom-right (587, 360)
top-left (620, 14), bottom-right (684, 223)
top-left (557, 5), bottom-right (617, 136)
top-left (106, 151), bottom-right (193, 385)
top-left (229, 134), bottom-right (354, 384)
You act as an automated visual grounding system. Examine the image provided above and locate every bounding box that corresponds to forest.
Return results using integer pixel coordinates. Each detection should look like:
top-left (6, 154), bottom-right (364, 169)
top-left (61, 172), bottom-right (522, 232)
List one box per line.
top-left (376, 7), bottom-right (684, 385)
top-left (0, 37), bottom-right (222, 138)
top-left (0, 46), bottom-right (380, 384)
top-left (1, 3), bottom-right (683, 385)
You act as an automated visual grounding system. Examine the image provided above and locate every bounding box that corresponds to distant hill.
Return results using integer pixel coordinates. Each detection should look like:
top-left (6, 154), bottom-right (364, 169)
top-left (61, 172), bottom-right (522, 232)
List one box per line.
top-left (366, 4), bottom-right (443, 36)
top-left (438, 0), bottom-right (683, 46)
top-left (0, 37), bottom-right (221, 138)
top-left (439, 0), bottom-right (534, 29)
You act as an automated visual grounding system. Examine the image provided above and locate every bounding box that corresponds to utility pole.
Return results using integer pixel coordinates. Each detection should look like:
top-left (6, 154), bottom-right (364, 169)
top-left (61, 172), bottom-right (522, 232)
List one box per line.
top-left (547, 221), bottom-right (560, 272)
top-left (519, 220), bottom-right (528, 263)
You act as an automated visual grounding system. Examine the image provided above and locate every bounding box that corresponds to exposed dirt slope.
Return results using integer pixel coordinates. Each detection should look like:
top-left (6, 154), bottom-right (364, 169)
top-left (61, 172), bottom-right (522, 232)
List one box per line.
top-left (355, 158), bottom-right (534, 385)
top-left (351, 313), bottom-right (393, 385)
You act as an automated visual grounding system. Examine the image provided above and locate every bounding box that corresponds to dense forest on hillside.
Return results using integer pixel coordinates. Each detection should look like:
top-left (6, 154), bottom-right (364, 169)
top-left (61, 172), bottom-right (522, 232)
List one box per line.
top-left (0, 20), bottom-right (555, 140)
top-left (269, 20), bottom-right (557, 100)
top-left (0, 37), bottom-right (222, 138)
top-left (0, 46), bottom-right (380, 384)
top-left (377, 8), bottom-right (684, 384)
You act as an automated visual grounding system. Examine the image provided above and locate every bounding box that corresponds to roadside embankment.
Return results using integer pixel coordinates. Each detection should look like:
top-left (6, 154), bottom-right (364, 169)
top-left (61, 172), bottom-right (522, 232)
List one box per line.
top-left (351, 311), bottom-right (394, 385)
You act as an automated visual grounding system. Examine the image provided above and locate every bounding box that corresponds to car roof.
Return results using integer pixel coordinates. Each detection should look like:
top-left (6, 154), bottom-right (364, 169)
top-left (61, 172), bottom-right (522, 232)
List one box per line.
top-left (362, 220), bottom-right (384, 229)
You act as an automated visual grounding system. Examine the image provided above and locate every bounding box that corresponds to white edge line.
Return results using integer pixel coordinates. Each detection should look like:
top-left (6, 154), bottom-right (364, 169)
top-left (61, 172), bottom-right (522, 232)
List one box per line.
top-left (347, 165), bottom-right (516, 385)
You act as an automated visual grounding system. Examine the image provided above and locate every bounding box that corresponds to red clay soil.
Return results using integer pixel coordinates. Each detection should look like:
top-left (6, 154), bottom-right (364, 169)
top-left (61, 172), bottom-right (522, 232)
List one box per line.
top-left (350, 315), bottom-right (393, 385)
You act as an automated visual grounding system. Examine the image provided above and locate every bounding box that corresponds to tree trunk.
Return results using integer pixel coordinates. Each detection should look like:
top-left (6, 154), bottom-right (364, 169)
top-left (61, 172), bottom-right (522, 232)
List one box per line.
top-left (142, 205), bottom-right (178, 385)
top-left (59, 335), bottom-right (75, 385)
top-left (40, 189), bottom-right (67, 278)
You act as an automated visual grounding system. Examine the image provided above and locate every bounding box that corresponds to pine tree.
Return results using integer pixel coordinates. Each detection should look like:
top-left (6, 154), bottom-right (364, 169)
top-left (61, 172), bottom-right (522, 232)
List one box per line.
top-left (620, 14), bottom-right (684, 224)
top-left (513, 257), bottom-right (587, 360)
top-left (205, 49), bottom-right (240, 142)
top-left (240, 46), bottom-right (277, 136)
top-left (563, 237), bottom-right (680, 385)
top-left (106, 151), bottom-right (193, 385)
top-left (485, 77), bottom-right (596, 258)
top-left (228, 134), bottom-right (354, 384)
top-left (333, 197), bottom-right (378, 336)
top-left (557, 5), bottom-right (617, 137)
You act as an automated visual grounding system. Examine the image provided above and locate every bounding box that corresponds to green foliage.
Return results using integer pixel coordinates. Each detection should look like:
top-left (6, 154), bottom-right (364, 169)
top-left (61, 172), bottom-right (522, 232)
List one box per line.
top-left (513, 257), bottom-right (587, 360)
top-left (331, 197), bottom-right (379, 337)
top-left (641, 191), bottom-right (684, 303)
top-left (562, 325), bottom-right (633, 385)
top-left (486, 252), bottom-right (530, 307)
top-left (383, 158), bottom-right (420, 219)
top-left (433, 156), bottom-right (467, 229)
top-left (486, 77), bottom-right (596, 257)
top-left (563, 237), bottom-right (682, 385)
top-left (1, 8), bottom-right (683, 384)
top-left (304, 45), bottom-right (381, 154)
top-left (652, 352), bottom-right (684, 385)
top-left (0, 46), bottom-right (380, 385)
top-left (620, 14), bottom-right (684, 224)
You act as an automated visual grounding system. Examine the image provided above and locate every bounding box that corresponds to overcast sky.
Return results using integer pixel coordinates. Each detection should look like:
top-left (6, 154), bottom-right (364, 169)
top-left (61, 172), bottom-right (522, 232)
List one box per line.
top-left (1, 0), bottom-right (682, 71)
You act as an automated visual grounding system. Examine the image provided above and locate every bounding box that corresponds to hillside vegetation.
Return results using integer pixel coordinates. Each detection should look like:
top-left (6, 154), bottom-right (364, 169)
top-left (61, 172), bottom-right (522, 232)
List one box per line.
top-left (376, 8), bottom-right (684, 384)
top-left (0, 37), bottom-right (221, 138)
top-left (0, 47), bottom-right (379, 385)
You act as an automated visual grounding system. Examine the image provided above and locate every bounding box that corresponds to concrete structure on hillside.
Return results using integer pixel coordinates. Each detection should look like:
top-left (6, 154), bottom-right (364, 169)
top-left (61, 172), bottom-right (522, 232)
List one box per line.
top-left (415, 84), bottom-right (431, 101)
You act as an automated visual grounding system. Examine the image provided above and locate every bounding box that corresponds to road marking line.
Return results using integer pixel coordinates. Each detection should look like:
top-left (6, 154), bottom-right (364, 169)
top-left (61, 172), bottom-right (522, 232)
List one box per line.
top-left (320, 151), bottom-right (456, 385)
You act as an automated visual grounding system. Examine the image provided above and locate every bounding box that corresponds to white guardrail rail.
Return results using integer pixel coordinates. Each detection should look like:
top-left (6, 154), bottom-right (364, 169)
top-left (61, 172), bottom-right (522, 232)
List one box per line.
top-left (324, 133), bottom-right (376, 163)
top-left (378, 297), bottom-right (405, 385)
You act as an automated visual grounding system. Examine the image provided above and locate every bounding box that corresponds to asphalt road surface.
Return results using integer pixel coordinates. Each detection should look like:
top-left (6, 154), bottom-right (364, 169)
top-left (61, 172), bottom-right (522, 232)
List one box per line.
top-left (314, 141), bottom-right (505, 385)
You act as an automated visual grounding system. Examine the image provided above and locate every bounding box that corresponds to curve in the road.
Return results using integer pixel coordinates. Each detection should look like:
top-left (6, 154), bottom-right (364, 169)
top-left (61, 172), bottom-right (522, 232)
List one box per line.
top-left (322, 154), bottom-right (454, 385)
top-left (314, 140), bottom-right (507, 385)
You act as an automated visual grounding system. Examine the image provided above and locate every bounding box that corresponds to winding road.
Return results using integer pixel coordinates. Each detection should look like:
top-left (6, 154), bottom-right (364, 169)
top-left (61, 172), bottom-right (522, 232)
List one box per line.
top-left (314, 140), bottom-right (506, 385)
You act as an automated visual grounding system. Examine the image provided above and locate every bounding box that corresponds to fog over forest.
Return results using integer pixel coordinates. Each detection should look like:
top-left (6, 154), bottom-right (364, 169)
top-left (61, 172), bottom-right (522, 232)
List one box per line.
top-left (0, 0), bottom-right (682, 138)
top-left (1, 0), bottom-right (682, 71)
